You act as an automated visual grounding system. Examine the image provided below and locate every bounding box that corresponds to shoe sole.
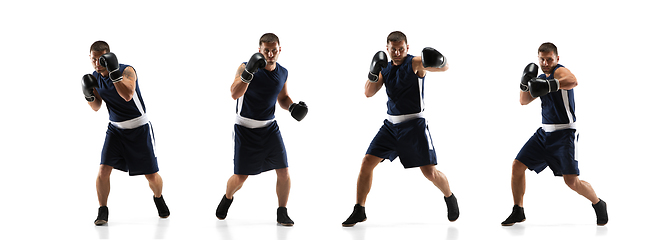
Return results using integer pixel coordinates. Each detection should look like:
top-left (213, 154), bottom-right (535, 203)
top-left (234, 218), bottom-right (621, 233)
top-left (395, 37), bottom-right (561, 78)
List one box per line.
top-left (342, 218), bottom-right (367, 227)
top-left (278, 222), bottom-right (294, 226)
top-left (216, 213), bottom-right (227, 220)
top-left (501, 219), bottom-right (525, 226)
top-left (94, 220), bottom-right (108, 226)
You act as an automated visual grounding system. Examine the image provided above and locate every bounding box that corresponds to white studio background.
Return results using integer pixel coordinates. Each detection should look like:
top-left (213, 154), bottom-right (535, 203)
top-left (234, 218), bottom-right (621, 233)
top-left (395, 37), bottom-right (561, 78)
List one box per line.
top-left (0, 0), bottom-right (667, 239)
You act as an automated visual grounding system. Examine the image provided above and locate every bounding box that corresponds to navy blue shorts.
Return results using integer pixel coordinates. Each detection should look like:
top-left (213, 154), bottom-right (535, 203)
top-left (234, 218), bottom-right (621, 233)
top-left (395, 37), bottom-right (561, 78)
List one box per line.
top-left (101, 122), bottom-right (159, 176)
top-left (366, 118), bottom-right (437, 168)
top-left (233, 121), bottom-right (288, 175)
top-left (516, 127), bottom-right (579, 176)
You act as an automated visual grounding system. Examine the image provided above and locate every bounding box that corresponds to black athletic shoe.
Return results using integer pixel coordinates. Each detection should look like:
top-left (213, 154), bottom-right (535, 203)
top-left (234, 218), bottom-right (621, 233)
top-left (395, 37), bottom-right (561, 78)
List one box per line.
top-left (444, 194), bottom-right (460, 222)
top-left (94, 206), bottom-right (109, 226)
top-left (342, 204), bottom-right (367, 227)
top-left (501, 205), bottom-right (525, 226)
top-left (277, 207), bottom-right (294, 226)
top-left (592, 199), bottom-right (608, 226)
top-left (153, 195), bottom-right (170, 218)
top-left (216, 194), bottom-right (234, 220)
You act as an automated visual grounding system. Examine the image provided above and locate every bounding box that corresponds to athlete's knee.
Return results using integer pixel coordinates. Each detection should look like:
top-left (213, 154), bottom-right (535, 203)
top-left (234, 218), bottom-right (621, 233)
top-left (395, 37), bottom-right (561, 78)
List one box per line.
top-left (563, 175), bottom-right (580, 190)
top-left (511, 159), bottom-right (527, 176)
top-left (361, 155), bottom-right (382, 172)
top-left (423, 171), bottom-right (437, 182)
top-left (145, 172), bottom-right (160, 181)
top-left (420, 165), bottom-right (440, 182)
top-left (232, 174), bottom-right (249, 182)
top-left (276, 168), bottom-right (290, 180)
top-left (98, 165), bottom-right (113, 179)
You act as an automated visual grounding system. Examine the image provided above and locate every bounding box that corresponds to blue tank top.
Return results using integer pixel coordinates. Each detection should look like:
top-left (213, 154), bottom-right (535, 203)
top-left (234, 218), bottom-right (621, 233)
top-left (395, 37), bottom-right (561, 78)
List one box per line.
top-left (380, 54), bottom-right (425, 115)
top-left (538, 64), bottom-right (576, 124)
top-left (92, 64), bottom-right (147, 122)
top-left (236, 63), bottom-right (288, 120)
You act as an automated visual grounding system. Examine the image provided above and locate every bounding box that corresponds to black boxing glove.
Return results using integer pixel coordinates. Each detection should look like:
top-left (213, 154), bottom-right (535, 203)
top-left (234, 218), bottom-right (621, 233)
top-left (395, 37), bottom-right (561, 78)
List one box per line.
top-left (82, 74), bottom-right (99, 102)
top-left (368, 51), bottom-right (388, 82)
top-left (99, 52), bottom-right (122, 83)
top-left (421, 47), bottom-right (446, 68)
top-left (529, 78), bottom-right (559, 98)
top-left (520, 63), bottom-right (539, 92)
top-left (289, 101), bottom-right (308, 121)
top-left (240, 53), bottom-right (267, 83)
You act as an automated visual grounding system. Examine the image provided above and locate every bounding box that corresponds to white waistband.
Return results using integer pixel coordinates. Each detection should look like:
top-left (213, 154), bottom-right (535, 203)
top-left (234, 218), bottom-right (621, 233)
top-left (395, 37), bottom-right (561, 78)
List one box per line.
top-left (111, 115), bottom-right (149, 129)
top-left (236, 115), bottom-right (275, 129)
top-left (387, 112), bottom-right (424, 124)
top-left (542, 122), bottom-right (577, 132)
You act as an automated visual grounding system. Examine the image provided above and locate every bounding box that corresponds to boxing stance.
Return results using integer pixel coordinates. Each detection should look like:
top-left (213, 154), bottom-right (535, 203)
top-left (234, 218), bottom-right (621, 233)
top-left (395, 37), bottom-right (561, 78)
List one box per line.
top-left (342, 31), bottom-right (458, 227)
top-left (502, 42), bottom-right (608, 226)
top-left (82, 41), bottom-right (169, 226)
top-left (215, 33), bottom-right (307, 226)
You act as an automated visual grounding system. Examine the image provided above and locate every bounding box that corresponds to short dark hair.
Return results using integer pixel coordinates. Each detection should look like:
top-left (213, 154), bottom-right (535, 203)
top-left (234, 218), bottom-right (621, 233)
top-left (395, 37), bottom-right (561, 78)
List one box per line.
top-left (387, 31), bottom-right (407, 44)
top-left (259, 33), bottom-right (280, 46)
top-left (90, 40), bottom-right (110, 53)
top-left (538, 42), bottom-right (558, 56)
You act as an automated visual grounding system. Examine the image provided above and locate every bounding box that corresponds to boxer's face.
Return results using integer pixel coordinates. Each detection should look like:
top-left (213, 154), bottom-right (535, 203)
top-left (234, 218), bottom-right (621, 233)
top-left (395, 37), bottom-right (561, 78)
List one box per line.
top-left (538, 51), bottom-right (559, 74)
top-left (387, 40), bottom-right (408, 66)
top-left (259, 41), bottom-right (281, 67)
